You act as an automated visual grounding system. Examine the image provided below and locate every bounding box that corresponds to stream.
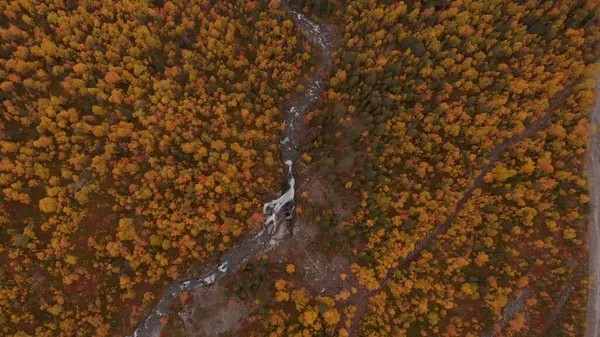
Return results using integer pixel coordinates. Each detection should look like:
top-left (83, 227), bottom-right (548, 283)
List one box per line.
top-left (127, 3), bottom-right (334, 337)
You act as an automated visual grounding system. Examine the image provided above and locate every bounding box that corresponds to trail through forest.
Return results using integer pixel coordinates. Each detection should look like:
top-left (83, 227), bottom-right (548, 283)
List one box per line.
top-left (540, 279), bottom-right (576, 335)
top-left (480, 288), bottom-right (532, 337)
top-left (350, 85), bottom-right (575, 334)
top-left (126, 3), bottom-right (334, 337)
top-left (587, 71), bottom-right (600, 337)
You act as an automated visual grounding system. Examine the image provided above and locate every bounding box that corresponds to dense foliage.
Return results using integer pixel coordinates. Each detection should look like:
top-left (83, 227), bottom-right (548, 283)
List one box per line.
top-left (0, 0), bottom-right (314, 335)
top-left (244, 0), bottom-right (600, 336)
top-left (2, 0), bottom-right (600, 336)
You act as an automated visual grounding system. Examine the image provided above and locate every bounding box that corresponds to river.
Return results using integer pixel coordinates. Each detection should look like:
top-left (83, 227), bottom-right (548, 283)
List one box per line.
top-left (126, 3), bottom-right (334, 337)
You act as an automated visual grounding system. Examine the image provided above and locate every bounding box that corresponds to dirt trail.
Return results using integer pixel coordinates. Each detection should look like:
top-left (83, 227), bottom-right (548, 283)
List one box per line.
top-left (349, 85), bottom-right (574, 335)
top-left (539, 279), bottom-right (576, 335)
top-left (125, 3), bottom-right (334, 337)
top-left (480, 288), bottom-right (533, 337)
top-left (587, 72), bottom-right (600, 337)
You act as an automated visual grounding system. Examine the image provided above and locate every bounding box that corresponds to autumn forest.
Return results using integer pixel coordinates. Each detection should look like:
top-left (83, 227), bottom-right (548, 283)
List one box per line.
top-left (1, 0), bottom-right (600, 336)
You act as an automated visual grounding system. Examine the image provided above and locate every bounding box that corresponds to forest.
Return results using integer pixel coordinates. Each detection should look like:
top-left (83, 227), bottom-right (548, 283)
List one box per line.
top-left (1, 0), bottom-right (599, 336)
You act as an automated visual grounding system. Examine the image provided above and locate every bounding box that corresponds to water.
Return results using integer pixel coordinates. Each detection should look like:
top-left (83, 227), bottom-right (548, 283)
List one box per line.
top-left (126, 3), bottom-right (334, 337)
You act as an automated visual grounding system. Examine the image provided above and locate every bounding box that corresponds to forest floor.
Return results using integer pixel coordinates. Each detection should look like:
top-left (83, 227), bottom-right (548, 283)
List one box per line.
top-left (178, 284), bottom-right (255, 337)
top-left (586, 72), bottom-right (600, 337)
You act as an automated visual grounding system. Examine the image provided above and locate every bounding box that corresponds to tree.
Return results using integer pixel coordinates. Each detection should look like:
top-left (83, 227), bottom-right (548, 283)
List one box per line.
top-left (39, 197), bottom-right (58, 213)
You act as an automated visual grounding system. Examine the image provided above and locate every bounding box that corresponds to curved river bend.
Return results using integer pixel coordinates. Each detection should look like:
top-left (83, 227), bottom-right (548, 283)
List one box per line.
top-left (127, 3), bottom-right (334, 337)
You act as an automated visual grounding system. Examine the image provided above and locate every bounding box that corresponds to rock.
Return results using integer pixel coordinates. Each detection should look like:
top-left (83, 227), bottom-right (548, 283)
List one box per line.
top-left (283, 150), bottom-right (300, 161)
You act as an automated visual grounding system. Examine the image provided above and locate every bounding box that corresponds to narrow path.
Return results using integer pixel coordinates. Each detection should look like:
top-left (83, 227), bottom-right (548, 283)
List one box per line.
top-left (126, 3), bottom-right (334, 337)
top-left (538, 279), bottom-right (576, 335)
top-left (480, 288), bottom-right (533, 337)
top-left (349, 85), bottom-right (575, 335)
top-left (587, 71), bottom-right (600, 337)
